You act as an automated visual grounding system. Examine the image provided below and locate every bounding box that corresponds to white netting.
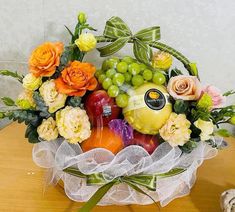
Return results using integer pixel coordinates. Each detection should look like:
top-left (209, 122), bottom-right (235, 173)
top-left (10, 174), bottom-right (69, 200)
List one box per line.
top-left (32, 137), bottom-right (222, 206)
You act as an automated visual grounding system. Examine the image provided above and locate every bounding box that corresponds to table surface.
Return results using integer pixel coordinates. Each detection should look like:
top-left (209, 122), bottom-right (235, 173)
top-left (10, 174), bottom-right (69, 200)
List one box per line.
top-left (0, 123), bottom-right (234, 212)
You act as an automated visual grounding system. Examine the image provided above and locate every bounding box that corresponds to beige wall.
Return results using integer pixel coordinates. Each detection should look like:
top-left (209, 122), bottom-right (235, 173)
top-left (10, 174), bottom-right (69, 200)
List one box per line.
top-left (0, 0), bottom-right (235, 127)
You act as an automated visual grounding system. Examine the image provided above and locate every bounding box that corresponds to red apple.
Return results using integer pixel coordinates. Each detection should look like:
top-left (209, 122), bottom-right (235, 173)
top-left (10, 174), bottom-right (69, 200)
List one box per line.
top-left (127, 131), bottom-right (160, 154)
top-left (85, 90), bottom-right (121, 127)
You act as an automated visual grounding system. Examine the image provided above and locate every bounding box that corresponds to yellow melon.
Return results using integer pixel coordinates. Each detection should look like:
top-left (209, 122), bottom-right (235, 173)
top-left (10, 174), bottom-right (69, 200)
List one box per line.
top-left (123, 83), bottom-right (172, 135)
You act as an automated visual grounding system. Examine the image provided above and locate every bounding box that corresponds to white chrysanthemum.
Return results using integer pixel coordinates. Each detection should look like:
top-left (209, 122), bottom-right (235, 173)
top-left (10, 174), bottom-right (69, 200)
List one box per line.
top-left (37, 117), bottom-right (58, 141)
top-left (56, 106), bottom-right (91, 144)
top-left (159, 113), bottom-right (191, 147)
top-left (23, 73), bottom-right (42, 91)
top-left (39, 80), bottom-right (67, 113)
top-left (194, 119), bottom-right (214, 141)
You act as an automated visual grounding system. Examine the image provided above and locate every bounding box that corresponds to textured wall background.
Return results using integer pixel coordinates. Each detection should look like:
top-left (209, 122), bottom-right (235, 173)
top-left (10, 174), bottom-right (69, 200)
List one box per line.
top-left (0, 0), bottom-right (235, 127)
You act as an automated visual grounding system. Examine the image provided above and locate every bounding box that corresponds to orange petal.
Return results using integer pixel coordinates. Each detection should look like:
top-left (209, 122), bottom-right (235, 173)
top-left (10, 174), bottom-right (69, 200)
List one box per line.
top-left (69, 89), bottom-right (86, 97)
top-left (87, 77), bottom-right (98, 91)
top-left (55, 77), bottom-right (77, 94)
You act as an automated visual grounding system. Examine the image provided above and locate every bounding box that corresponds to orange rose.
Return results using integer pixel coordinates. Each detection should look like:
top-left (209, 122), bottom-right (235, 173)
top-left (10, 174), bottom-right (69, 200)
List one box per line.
top-left (55, 61), bottom-right (98, 96)
top-left (29, 42), bottom-right (63, 77)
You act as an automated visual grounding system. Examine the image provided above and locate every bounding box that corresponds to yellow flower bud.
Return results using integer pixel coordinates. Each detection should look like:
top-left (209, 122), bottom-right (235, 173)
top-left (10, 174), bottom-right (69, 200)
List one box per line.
top-left (16, 90), bottom-right (36, 109)
top-left (75, 33), bottom-right (97, 52)
top-left (152, 51), bottom-right (173, 71)
top-left (23, 73), bottom-right (42, 91)
top-left (78, 12), bottom-right (87, 24)
top-left (229, 116), bottom-right (235, 125)
top-left (37, 117), bottom-right (58, 141)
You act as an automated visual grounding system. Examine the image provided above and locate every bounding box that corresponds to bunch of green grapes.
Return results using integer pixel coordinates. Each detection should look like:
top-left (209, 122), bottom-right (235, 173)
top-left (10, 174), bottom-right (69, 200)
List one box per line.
top-left (95, 56), bottom-right (166, 108)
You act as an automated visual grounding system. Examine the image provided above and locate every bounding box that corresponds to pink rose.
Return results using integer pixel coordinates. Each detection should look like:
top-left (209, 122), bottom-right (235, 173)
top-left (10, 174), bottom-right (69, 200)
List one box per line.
top-left (202, 85), bottom-right (226, 108)
top-left (167, 75), bottom-right (202, 101)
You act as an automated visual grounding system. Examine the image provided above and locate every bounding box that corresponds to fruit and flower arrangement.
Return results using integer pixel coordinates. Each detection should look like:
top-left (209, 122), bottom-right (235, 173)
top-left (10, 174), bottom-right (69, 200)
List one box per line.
top-left (0, 12), bottom-right (235, 210)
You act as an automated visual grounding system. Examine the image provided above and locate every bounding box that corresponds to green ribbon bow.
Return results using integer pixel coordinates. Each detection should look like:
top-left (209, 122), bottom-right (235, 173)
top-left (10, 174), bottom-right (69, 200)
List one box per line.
top-left (63, 167), bottom-right (185, 212)
top-left (96, 16), bottom-right (198, 77)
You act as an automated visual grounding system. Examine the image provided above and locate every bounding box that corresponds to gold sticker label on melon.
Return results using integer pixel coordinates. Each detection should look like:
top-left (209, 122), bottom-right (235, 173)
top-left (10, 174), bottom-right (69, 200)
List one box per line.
top-left (123, 88), bottom-right (168, 113)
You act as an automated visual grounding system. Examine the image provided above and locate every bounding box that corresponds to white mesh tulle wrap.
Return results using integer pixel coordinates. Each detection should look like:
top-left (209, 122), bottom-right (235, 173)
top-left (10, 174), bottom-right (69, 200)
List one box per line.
top-left (32, 137), bottom-right (222, 206)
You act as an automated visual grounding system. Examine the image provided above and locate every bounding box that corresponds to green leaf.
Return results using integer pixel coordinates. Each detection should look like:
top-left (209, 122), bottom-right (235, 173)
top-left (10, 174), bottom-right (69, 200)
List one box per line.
top-left (188, 63), bottom-right (199, 77)
top-left (135, 26), bottom-right (160, 43)
top-left (1, 97), bottom-right (15, 106)
top-left (180, 140), bottom-right (199, 153)
top-left (27, 127), bottom-right (40, 143)
top-left (64, 25), bottom-right (75, 40)
top-left (0, 70), bottom-right (24, 82)
top-left (169, 68), bottom-right (183, 78)
top-left (6, 110), bottom-right (40, 127)
top-left (67, 96), bottom-right (82, 107)
top-left (215, 129), bottom-right (231, 137)
top-left (79, 181), bottom-right (116, 212)
top-left (133, 39), bottom-right (152, 64)
top-left (33, 92), bottom-right (50, 118)
top-left (97, 37), bottom-right (130, 57)
top-left (223, 90), bottom-right (235, 97)
top-left (174, 100), bottom-right (189, 114)
top-left (0, 112), bottom-right (5, 119)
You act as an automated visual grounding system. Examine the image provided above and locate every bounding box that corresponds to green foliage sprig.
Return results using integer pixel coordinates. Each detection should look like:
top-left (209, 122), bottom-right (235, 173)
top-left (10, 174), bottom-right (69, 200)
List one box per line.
top-left (0, 70), bottom-right (24, 83)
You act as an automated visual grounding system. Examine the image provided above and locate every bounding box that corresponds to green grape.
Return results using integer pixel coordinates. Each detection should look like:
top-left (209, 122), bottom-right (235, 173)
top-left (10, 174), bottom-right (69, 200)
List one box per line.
top-left (98, 74), bottom-right (106, 83)
top-left (109, 58), bottom-right (120, 69)
top-left (132, 75), bottom-right (144, 87)
top-left (128, 63), bottom-right (141, 75)
top-left (122, 56), bottom-right (135, 64)
top-left (112, 73), bottom-right (125, 86)
top-left (102, 78), bottom-right (112, 90)
top-left (102, 60), bottom-right (109, 71)
top-left (139, 63), bottom-right (147, 72)
top-left (152, 72), bottom-right (166, 85)
top-left (95, 69), bottom-right (104, 78)
top-left (116, 61), bottom-right (128, 73)
top-left (108, 85), bottom-right (119, 97)
top-left (124, 72), bottom-right (132, 82)
top-left (116, 93), bottom-right (129, 108)
top-left (142, 69), bottom-right (153, 81)
top-left (106, 68), bottom-right (116, 78)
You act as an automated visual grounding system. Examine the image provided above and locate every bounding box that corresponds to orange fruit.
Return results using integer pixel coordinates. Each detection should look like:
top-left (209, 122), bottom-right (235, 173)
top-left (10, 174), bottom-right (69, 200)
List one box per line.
top-left (81, 127), bottom-right (124, 154)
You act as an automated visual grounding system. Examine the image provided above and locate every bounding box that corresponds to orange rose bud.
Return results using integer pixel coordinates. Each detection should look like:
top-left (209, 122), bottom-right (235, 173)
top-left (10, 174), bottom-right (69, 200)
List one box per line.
top-left (55, 61), bottom-right (98, 96)
top-left (29, 42), bottom-right (63, 77)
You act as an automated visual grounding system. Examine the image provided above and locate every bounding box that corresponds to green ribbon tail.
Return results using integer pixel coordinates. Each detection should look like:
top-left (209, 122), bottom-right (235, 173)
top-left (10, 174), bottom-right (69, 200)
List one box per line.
top-left (78, 180), bottom-right (117, 212)
top-left (63, 167), bottom-right (87, 178)
top-left (123, 180), bottom-right (158, 206)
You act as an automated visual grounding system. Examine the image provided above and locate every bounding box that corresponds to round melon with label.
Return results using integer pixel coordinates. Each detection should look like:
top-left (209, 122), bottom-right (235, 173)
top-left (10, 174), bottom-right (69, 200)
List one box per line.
top-left (123, 83), bottom-right (172, 135)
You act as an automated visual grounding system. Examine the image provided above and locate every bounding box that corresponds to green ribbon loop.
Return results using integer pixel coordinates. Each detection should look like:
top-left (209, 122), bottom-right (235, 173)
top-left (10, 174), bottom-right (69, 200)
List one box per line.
top-left (96, 16), bottom-right (198, 77)
top-left (63, 167), bottom-right (186, 211)
top-left (97, 16), bottom-right (160, 62)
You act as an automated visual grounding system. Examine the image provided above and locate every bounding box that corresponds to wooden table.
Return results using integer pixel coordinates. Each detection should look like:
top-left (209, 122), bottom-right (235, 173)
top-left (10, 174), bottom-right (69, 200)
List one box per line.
top-left (0, 123), bottom-right (234, 212)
